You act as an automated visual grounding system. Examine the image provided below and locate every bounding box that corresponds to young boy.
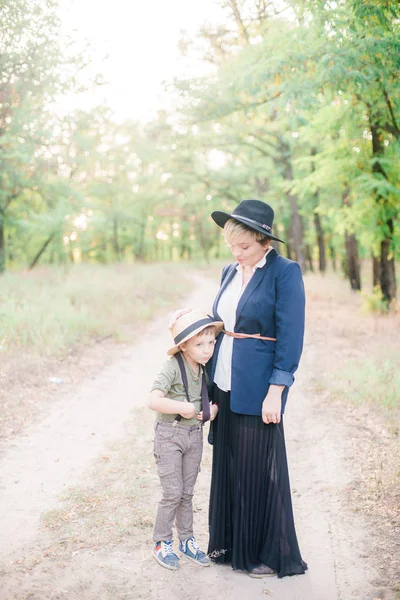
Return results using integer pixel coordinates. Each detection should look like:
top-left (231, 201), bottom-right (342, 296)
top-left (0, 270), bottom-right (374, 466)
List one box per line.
top-left (148, 310), bottom-right (223, 571)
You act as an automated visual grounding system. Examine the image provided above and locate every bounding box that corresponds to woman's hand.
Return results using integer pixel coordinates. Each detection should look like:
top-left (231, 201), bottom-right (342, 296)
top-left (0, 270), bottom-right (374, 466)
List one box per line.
top-left (262, 385), bottom-right (284, 424)
top-left (210, 404), bottom-right (219, 421)
top-left (168, 308), bottom-right (193, 330)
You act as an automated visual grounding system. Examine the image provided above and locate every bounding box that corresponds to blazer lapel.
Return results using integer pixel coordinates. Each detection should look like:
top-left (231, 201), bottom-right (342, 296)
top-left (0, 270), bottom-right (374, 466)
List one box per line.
top-left (212, 263), bottom-right (237, 320)
top-left (235, 249), bottom-right (278, 321)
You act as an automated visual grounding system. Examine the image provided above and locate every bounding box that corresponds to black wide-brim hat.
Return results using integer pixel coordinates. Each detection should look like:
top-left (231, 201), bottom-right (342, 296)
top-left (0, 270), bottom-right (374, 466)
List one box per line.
top-left (211, 199), bottom-right (285, 243)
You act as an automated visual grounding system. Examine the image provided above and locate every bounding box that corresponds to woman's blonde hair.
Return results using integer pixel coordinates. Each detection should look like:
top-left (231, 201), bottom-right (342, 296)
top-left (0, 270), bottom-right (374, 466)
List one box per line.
top-left (224, 218), bottom-right (271, 246)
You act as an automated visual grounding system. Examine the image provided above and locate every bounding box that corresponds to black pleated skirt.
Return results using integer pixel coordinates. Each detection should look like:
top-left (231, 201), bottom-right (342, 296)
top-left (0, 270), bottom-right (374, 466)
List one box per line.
top-left (208, 387), bottom-right (308, 578)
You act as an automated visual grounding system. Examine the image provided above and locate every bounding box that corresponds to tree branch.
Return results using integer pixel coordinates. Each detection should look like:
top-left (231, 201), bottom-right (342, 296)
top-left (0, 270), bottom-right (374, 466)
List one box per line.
top-left (229, 0), bottom-right (250, 43)
top-left (237, 140), bottom-right (276, 157)
top-left (380, 123), bottom-right (400, 140)
top-left (383, 88), bottom-right (400, 137)
top-left (248, 131), bottom-right (279, 150)
top-left (3, 191), bottom-right (21, 212)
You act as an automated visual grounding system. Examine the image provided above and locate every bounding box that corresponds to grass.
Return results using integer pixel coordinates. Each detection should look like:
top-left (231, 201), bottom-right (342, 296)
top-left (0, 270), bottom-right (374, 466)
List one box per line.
top-left (0, 262), bottom-right (193, 355)
top-left (41, 415), bottom-right (156, 548)
top-left (0, 262), bottom-right (194, 441)
top-left (304, 267), bottom-right (400, 596)
top-left (27, 409), bottom-right (157, 565)
top-left (323, 352), bottom-right (400, 430)
top-left (304, 267), bottom-right (400, 429)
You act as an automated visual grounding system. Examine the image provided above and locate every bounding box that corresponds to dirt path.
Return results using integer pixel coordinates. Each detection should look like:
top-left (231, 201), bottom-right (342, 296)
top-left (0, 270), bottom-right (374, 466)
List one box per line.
top-left (0, 274), bottom-right (393, 600)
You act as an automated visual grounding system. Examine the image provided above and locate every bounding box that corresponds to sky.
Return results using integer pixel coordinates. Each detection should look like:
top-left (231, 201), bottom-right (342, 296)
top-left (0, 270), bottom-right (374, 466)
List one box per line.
top-left (59, 0), bottom-right (226, 122)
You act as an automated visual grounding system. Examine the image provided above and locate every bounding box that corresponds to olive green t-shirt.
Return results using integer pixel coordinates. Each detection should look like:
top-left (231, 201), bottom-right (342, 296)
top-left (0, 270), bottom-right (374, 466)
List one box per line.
top-left (150, 355), bottom-right (203, 427)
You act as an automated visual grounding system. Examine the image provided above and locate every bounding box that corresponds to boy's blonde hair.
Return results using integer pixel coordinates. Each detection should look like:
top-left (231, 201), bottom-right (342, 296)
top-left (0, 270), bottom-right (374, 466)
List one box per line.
top-left (224, 218), bottom-right (271, 246)
top-left (195, 325), bottom-right (217, 338)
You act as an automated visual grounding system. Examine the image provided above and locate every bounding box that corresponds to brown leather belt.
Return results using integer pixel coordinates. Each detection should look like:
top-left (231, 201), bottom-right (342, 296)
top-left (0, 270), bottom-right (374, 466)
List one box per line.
top-left (223, 330), bottom-right (277, 342)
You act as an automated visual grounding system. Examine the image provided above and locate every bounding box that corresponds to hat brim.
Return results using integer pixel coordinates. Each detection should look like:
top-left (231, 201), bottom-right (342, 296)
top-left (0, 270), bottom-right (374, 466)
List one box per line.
top-left (211, 211), bottom-right (285, 244)
top-left (167, 320), bottom-right (224, 356)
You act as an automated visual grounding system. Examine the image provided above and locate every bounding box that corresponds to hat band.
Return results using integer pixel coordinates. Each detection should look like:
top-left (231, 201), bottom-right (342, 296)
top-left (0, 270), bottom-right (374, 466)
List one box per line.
top-left (174, 318), bottom-right (216, 345)
top-left (233, 214), bottom-right (272, 233)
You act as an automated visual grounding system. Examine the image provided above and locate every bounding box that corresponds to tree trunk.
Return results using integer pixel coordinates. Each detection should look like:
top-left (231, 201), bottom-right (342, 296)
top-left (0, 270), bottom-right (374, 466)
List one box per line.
top-left (305, 245), bottom-right (314, 272)
top-left (344, 232), bottom-right (361, 290)
top-left (213, 227), bottom-right (221, 259)
top-left (370, 120), bottom-right (397, 303)
top-left (289, 208), bottom-right (306, 271)
top-left (310, 149), bottom-right (326, 273)
top-left (380, 225), bottom-right (396, 301)
top-left (342, 187), bottom-right (361, 291)
top-left (372, 254), bottom-right (381, 288)
top-left (196, 216), bottom-right (210, 263)
top-left (329, 243), bottom-right (337, 271)
top-left (283, 222), bottom-right (292, 260)
top-left (0, 191), bottom-right (19, 273)
top-left (255, 176), bottom-right (269, 197)
top-left (135, 221), bottom-right (146, 262)
top-left (29, 232), bottom-right (55, 270)
top-left (179, 213), bottom-right (191, 260)
top-left (0, 215), bottom-right (5, 273)
top-left (280, 148), bottom-right (305, 271)
top-left (112, 216), bottom-right (121, 260)
top-left (314, 212), bottom-right (326, 273)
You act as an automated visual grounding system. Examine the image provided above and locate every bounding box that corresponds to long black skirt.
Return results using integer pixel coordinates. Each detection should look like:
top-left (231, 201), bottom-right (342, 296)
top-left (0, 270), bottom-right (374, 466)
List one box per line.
top-left (208, 387), bottom-right (308, 578)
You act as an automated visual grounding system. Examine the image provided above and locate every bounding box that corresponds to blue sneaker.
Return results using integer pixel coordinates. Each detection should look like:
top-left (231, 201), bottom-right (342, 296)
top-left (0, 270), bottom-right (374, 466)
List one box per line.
top-left (153, 540), bottom-right (180, 571)
top-left (178, 536), bottom-right (211, 567)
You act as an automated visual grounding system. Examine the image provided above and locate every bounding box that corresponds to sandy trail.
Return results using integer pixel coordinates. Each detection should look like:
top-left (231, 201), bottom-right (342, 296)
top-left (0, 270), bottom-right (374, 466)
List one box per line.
top-left (0, 275), bottom-right (386, 599)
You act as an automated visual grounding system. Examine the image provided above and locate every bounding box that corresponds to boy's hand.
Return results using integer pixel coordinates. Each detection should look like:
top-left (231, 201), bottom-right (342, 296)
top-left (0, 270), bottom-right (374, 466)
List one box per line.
top-left (196, 404), bottom-right (219, 422)
top-left (179, 402), bottom-right (197, 419)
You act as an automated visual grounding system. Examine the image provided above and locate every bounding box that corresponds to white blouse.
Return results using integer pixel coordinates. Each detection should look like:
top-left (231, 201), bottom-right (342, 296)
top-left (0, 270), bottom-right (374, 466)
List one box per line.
top-left (214, 249), bottom-right (272, 392)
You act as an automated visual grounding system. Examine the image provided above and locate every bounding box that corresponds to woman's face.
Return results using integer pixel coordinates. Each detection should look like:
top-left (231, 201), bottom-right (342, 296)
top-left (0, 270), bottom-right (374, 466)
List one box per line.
top-left (225, 231), bottom-right (270, 269)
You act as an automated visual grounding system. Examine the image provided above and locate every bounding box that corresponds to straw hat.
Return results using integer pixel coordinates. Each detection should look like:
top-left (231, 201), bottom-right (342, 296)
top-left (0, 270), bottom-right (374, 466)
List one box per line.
top-left (167, 310), bottom-right (224, 356)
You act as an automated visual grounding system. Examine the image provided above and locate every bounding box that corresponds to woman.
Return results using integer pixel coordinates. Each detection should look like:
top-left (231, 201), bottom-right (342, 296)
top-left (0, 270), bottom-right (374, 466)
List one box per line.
top-left (172, 198), bottom-right (307, 578)
top-left (207, 198), bottom-right (307, 579)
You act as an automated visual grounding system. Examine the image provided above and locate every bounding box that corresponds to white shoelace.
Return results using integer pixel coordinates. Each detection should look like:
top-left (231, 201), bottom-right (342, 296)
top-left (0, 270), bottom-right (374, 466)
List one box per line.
top-left (189, 537), bottom-right (199, 551)
top-left (162, 541), bottom-right (175, 557)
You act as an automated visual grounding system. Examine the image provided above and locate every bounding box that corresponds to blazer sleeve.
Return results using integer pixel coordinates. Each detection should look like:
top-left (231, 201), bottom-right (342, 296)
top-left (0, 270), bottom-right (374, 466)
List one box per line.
top-left (269, 262), bottom-right (305, 388)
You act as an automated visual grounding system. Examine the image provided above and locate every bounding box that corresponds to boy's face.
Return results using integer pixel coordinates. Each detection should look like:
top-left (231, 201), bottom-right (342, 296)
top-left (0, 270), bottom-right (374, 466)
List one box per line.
top-left (181, 331), bottom-right (216, 366)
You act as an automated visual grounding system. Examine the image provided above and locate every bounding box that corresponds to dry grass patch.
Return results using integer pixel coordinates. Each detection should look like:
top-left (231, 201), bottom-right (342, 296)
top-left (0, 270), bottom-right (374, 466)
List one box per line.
top-left (0, 406), bottom-right (157, 591)
top-left (304, 268), bottom-right (400, 595)
top-left (39, 407), bottom-right (156, 555)
top-left (0, 262), bottom-right (192, 443)
top-left (0, 262), bottom-right (193, 354)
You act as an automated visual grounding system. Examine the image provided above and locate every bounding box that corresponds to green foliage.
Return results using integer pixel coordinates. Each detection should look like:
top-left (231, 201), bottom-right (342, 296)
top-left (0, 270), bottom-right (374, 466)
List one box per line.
top-left (0, 0), bottom-right (399, 298)
top-left (0, 0), bottom-right (88, 271)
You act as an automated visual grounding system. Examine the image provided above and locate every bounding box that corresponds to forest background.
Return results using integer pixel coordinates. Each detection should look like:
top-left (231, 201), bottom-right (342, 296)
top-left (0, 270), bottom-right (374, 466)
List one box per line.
top-left (1, 0), bottom-right (399, 306)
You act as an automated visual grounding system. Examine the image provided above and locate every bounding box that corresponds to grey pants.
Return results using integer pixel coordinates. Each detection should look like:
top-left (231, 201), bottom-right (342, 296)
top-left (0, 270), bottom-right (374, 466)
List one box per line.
top-left (153, 420), bottom-right (203, 542)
